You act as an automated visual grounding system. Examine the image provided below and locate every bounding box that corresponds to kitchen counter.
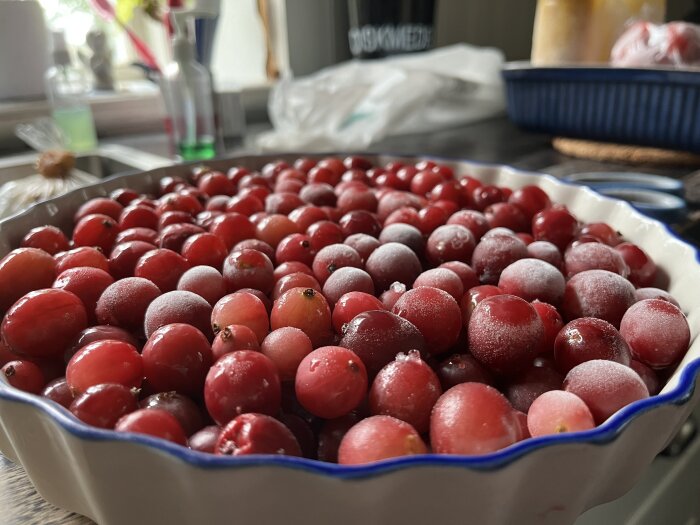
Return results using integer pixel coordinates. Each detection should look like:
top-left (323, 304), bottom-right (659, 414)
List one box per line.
top-left (1, 116), bottom-right (699, 524)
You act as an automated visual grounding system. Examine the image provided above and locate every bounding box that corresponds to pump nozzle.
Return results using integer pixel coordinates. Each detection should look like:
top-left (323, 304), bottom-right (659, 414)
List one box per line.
top-left (170, 0), bottom-right (220, 34)
top-left (50, 31), bottom-right (71, 67)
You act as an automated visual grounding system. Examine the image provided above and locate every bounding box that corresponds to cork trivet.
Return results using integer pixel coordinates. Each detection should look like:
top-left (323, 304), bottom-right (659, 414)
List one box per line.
top-left (682, 170), bottom-right (700, 206)
top-left (553, 138), bottom-right (700, 167)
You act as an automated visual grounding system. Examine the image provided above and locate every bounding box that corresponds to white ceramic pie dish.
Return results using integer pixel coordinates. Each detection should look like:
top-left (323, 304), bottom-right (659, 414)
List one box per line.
top-left (0, 154), bottom-right (698, 525)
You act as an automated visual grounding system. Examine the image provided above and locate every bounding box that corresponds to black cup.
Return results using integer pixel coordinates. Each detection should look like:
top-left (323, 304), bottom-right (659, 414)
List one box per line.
top-left (347, 0), bottom-right (437, 59)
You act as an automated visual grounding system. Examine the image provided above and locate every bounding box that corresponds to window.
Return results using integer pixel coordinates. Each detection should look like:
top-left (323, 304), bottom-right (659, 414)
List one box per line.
top-left (38, 0), bottom-right (141, 66)
top-left (37, 0), bottom-right (274, 88)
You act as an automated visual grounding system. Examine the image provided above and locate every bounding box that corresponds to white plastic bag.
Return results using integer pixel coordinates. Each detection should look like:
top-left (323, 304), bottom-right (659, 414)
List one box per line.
top-left (611, 21), bottom-right (700, 68)
top-left (257, 44), bottom-right (506, 152)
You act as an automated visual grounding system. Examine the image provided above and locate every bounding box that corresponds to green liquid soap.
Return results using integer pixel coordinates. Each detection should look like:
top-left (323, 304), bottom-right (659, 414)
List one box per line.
top-left (178, 139), bottom-right (216, 161)
top-left (52, 106), bottom-right (97, 153)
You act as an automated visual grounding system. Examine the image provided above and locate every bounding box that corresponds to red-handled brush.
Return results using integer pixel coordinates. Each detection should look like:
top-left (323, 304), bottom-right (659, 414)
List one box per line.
top-left (89, 0), bottom-right (161, 73)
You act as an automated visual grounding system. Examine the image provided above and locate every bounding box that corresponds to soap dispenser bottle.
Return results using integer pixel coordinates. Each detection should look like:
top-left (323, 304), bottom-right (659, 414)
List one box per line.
top-left (160, 6), bottom-right (217, 161)
top-left (44, 30), bottom-right (98, 153)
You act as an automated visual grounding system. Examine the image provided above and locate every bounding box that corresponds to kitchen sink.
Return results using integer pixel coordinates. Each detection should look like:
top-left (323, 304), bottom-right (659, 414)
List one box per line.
top-left (0, 144), bottom-right (172, 185)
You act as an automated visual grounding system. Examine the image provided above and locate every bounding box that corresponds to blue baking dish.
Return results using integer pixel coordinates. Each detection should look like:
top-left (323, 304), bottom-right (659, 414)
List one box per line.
top-left (502, 62), bottom-right (700, 153)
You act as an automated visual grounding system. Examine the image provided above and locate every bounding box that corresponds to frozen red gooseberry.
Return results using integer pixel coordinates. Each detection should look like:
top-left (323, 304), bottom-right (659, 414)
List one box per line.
top-left (295, 346), bottom-right (367, 419)
top-left (561, 270), bottom-right (635, 328)
top-left (436, 353), bottom-right (493, 390)
top-left (526, 240), bottom-right (562, 269)
top-left (505, 358), bottom-right (563, 413)
top-left (554, 317), bottom-right (631, 374)
top-left (204, 351), bottom-right (281, 426)
top-left (260, 327), bottom-right (313, 381)
top-left (0, 248), bottom-right (56, 314)
top-left (115, 408), bottom-right (187, 445)
top-left (425, 224), bottom-right (476, 266)
top-left (430, 383), bottom-right (520, 455)
top-left (339, 310), bottom-right (426, 376)
top-left (143, 290), bottom-right (213, 340)
top-left (331, 291), bottom-right (385, 334)
top-left (365, 242), bottom-right (422, 293)
top-left (66, 340), bottom-right (143, 395)
top-left (498, 258), bottom-right (565, 305)
top-left (413, 268), bottom-right (464, 301)
top-left (369, 350), bottom-right (442, 434)
top-left (338, 415), bottom-right (427, 465)
top-left (531, 300), bottom-right (564, 356)
top-left (468, 294), bottom-right (544, 376)
top-left (211, 292), bottom-right (270, 344)
top-left (392, 287), bottom-right (461, 355)
top-left (634, 287), bottom-right (680, 307)
top-left (95, 277), bottom-right (161, 335)
top-left (2, 289), bottom-right (87, 359)
top-left (564, 242), bottom-right (629, 279)
top-left (270, 287), bottom-right (333, 348)
top-left (215, 413), bottom-right (301, 457)
top-left (471, 233), bottom-right (528, 285)
top-left (211, 324), bottom-right (260, 361)
top-left (527, 390), bottom-right (595, 437)
top-left (619, 299), bottom-right (690, 369)
top-left (177, 265), bottom-right (227, 306)
top-left (532, 205), bottom-right (578, 251)
top-left (615, 242), bottom-right (657, 288)
top-left (563, 360), bottom-right (649, 424)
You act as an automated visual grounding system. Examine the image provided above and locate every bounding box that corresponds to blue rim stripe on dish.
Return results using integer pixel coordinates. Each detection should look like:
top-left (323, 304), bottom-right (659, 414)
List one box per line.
top-left (594, 187), bottom-right (687, 223)
top-left (0, 152), bottom-right (698, 479)
top-left (562, 172), bottom-right (684, 196)
top-left (1, 357), bottom-right (698, 478)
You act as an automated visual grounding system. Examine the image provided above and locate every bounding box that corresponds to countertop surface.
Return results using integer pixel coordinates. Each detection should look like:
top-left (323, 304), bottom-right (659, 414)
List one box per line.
top-left (1, 116), bottom-right (700, 525)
